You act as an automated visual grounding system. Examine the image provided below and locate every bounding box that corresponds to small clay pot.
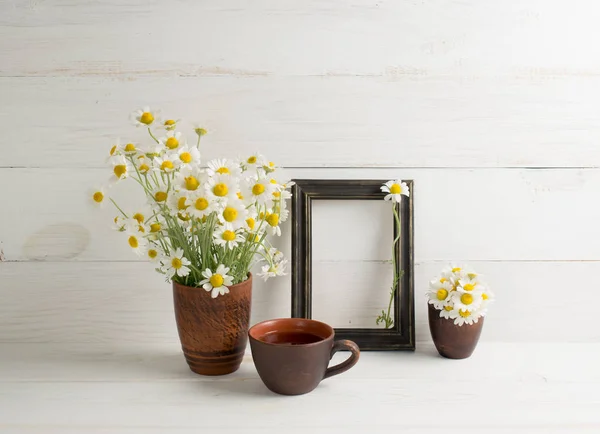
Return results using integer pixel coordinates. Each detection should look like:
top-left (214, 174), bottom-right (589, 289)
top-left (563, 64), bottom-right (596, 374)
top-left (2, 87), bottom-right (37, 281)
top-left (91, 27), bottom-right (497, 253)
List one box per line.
top-left (173, 273), bottom-right (252, 375)
top-left (428, 304), bottom-right (484, 359)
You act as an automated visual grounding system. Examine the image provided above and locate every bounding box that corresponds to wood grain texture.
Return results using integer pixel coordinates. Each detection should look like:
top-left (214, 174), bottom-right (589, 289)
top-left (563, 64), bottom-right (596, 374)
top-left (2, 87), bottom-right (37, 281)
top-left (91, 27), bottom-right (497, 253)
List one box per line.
top-left (1, 260), bottom-right (598, 344)
top-left (0, 343), bottom-right (598, 431)
top-left (1, 75), bottom-right (599, 168)
top-left (1, 167), bottom-right (599, 262)
top-left (2, 0), bottom-right (600, 78)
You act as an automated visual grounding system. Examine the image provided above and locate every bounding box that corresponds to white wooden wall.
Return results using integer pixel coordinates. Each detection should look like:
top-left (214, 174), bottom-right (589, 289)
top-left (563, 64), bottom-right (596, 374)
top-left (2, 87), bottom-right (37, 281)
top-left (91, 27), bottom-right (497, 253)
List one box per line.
top-left (2, 0), bottom-right (599, 347)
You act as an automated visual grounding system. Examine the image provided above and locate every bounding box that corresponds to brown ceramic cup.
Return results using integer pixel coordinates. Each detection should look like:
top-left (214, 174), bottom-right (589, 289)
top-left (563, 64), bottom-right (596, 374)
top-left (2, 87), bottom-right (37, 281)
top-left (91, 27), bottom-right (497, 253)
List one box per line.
top-left (248, 318), bottom-right (360, 395)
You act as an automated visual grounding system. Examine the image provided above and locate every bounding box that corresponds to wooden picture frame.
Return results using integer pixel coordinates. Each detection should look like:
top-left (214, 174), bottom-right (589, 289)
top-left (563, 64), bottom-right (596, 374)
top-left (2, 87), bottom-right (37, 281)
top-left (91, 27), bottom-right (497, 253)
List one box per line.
top-left (290, 179), bottom-right (415, 351)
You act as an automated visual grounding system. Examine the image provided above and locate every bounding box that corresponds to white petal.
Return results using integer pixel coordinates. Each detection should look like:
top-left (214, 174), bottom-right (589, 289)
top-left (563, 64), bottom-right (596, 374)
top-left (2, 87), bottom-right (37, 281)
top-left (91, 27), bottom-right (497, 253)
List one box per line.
top-left (211, 287), bottom-right (219, 298)
top-left (202, 283), bottom-right (212, 291)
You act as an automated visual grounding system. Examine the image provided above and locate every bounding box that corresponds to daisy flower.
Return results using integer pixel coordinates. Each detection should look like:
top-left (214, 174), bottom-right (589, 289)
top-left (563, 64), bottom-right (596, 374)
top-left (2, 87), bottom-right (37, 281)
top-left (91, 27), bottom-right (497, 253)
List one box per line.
top-left (109, 156), bottom-right (133, 183)
top-left (451, 290), bottom-right (483, 313)
top-left (439, 303), bottom-right (455, 320)
top-left (160, 118), bottom-right (180, 131)
top-left (89, 186), bottom-right (106, 208)
top-left (146, 247), bottom-right (160, 262)
top-left (131, 106), bottom-right (160, 127)
top-left (159, 131), bottom-right (183, 151)
top-left (213, 227), bottom-right (245, 249)
top-left (167, 192), bottom-right (190, 217)
top-left (153, 155), bottom-right (177, 173)
top-left (427, 279), bottom-right (453, 310)
top-left (200, 264), bottom-right (234, 298)
top-left (125, 217), bottom-right (149, 235)
top-left (111, 215), bottom-right (126, 232)
top-left (450, 308), bottom-right (480, 326)
top-left (174, 146), bottom-right (201, 169)
top-left (265, 212), bottom-right (281, 236)
top-left (163, 248), bottom-right (191, 278)
top-left (244, 177), bottom-right (275, 207)
top-left (122, 142), bottom-right (139, 156)
top-left (188, 191), bottom-right (214, 220)
top-left (267, 247), bottom-right (284, 262)
top-left (207, 158), bottom-right (241, 177)
top-left (126, 233), bottom-right (147, 256)
top-left (207, 173), bottom-right (239, 200)
top-left (218, 198), bottom-right (249, 230)
top-left (150, 186), bottom-right (170, 205)
top-left (173, 168), bottom-right (205, 193)
top-left (258, 259), bottom-right (288, 281)
top-left (241, 152), bottom-right (266, 174)
top-left (457, 275), bottom-right (481, 293)
top-left (133, 155), bottom-right (152, 175)
top-left (381, 180), bottom-right (410, 203)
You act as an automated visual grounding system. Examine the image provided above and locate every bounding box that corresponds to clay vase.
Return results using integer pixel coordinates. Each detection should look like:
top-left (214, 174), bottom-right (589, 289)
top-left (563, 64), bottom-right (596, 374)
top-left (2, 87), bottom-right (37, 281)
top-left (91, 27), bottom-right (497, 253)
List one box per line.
top-left (428, 304), bottom-right (484, 359)
top-left (172, 273), bottom-right (252, 375)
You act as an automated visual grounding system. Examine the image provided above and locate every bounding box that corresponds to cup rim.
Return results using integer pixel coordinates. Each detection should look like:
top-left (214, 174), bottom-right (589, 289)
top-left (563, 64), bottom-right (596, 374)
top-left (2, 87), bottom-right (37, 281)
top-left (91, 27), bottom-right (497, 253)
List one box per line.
top-left (248, 317), bottom-right (334, 347)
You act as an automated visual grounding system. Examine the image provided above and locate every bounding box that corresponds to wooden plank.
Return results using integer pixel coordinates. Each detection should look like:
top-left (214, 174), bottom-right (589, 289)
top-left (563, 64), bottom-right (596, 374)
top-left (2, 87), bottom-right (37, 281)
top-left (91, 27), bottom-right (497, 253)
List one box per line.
top-left (2, 1), bottom-right (600, 78)
top-left (1, 75), bottom-right (599, 169)
top-left (1, 260), bottom-right (598, 344)
top-left (1, 167), bottom-right (599, 262)
top-left (0, 376), bottom-right (598, 428)
top-left (1, 342), bottom-right (598, 383)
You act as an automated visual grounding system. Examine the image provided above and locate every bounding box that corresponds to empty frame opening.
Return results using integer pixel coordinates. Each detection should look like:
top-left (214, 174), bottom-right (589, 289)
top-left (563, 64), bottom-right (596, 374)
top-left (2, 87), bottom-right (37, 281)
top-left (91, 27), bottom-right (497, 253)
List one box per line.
top-left (311, 200), bottom-right (397, 329)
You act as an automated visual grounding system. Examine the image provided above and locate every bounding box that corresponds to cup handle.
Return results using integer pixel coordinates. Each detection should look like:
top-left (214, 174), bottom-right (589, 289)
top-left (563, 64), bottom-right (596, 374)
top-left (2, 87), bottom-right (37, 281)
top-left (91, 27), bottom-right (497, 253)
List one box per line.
top-left (324, 339), bottom-right (360, 379)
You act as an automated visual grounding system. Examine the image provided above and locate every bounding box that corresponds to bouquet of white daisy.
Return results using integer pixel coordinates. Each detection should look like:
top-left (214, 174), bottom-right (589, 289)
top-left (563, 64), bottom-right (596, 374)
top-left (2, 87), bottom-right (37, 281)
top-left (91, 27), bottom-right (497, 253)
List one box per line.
top-left (427, 266), bottom-right (495, 325)
top-left (90, 106), bottom-right (292, 297)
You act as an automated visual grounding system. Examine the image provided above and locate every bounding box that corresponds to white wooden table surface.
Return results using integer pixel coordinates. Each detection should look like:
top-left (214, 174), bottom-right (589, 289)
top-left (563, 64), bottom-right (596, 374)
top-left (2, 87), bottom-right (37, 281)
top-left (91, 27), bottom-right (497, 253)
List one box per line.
top-left (1, 342), bottom-right (598, 433)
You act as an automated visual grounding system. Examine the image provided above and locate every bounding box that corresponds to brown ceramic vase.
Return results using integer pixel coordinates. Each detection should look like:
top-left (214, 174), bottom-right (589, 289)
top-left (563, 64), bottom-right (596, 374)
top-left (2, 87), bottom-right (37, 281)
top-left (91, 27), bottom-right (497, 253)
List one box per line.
top-left (172, 273), bottom-right (252, 375)
top-left (428, 304), bottom-right (484, 359)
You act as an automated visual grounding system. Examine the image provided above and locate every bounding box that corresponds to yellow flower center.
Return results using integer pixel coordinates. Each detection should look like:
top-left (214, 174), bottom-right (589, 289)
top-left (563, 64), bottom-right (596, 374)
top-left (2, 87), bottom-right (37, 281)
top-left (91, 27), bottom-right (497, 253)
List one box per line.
top-left (273, 191), bottom-right (281, 198)
top-left (140, 112), bottom-right (154, 125)
top-left (113, 165), bottom-right (127, 178)
top-left (160, 160), bottom-right (174, 171)
top-left (237, 192), bottom-right (244, 200)
top-left (436, 289), bottom-right (448, 300)
top-left (444, 305), bottom-right (453, 311)
top-left (154, 191), bottom-right (168, 202)
top-left (137, 224), bottom-right (146, 233)
top-left (177, 197), bottom-right (188, 210)
top-left (128, 236), bottom-right (139, 248)
top-left (269, 162), bottom-right (275, 167)
top-left (164, 119), bottom-right (176, 126)
top-left (482, 293), bottom-right (489, 300)
top-left (246, 218), bottom-right (255, 230)
top-left (195, 198), bottom-right (209, 211)
top-left (252, 184), bottom-right (265, 195)
top-left (468, 273), bottom-right (477, 279)
top-left (109, 145), bottom-right (117, 156)
top-left (148, 249), bottom-right (158, 259)
top-left (210, 274), bottom-right (224, 287)
top-left (150, 223), bottom-right (161, 232)
top-left (124, 143), bottom-right (136, 152)
top-left (266, 213), bottom-right (279, 227)
top-left (460, 293), bottom-right (474, 305)
top-left (216, 167), bottom-right (230, 174)
top-left (185, 176), bottom-right (199, 191)
top-left (269, 179), bottom-right (277, 184)
top-left (133, 213), bottom-right (144, 224)
top-left (223, 207), bottom-right (238, 222)
top-left (463, 283), bottom-right (475, 291)
top-left (440, 277), bottom-right (448, 283)
top-left (171, 258), bottom-right (182, 269)
top-left (247, 156), bottom-right (257, 164)
top-left (459, 309), bottom-right (471, 318)
top-left (389, 183), bottom-right (401, 194)
top-left (165, 137), bottom-right (179, 149)
top-left (195, 127), bottom-right (207, 136)
top-left (178, 212), bottom-right (190, 221)
top-left (139, 163), bottom-right (150, 173)
top-left (222, 230), bottom-right (236, 241)
top-left (180, 152), bottom-right (192, 163)
top-left (452, 267), bottom-right (462, 273)
top-left (93, 191), bottom-right (104, 203)
top-left (213, 183), bottom-right (228, 197)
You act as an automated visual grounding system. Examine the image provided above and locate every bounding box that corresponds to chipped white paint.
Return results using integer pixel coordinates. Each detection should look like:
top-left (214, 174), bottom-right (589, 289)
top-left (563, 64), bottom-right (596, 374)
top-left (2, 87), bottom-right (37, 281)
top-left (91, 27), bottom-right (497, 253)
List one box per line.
top-left (1, 0), bottom-right (599, 431)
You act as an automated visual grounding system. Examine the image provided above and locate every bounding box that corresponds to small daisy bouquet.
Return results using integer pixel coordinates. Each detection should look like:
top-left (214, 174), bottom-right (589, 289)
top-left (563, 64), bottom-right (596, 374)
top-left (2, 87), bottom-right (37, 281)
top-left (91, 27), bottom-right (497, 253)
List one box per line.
top-left (427, 266), bottom-right (495, 325)
top-left (90, 106), bottom-right (292, 298)
top-left (376, 179), bottom-right (410, 329)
